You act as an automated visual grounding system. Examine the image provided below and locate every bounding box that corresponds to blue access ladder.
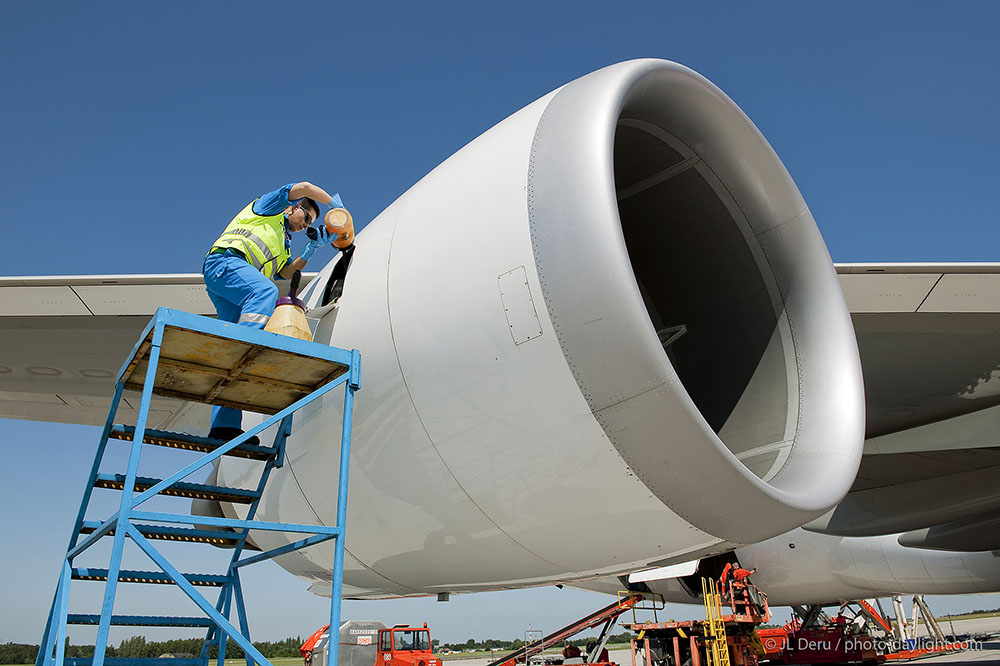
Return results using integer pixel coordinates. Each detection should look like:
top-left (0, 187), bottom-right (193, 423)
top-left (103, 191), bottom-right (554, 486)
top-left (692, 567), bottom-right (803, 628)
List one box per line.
top-left (36, 307), bottom-right (361, 666)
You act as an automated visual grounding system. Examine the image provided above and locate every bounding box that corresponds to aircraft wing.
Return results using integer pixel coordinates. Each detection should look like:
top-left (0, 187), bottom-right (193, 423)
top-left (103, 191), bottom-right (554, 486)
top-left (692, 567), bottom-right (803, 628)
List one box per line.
top-left (817, 263), bottom-right (1000, 552)
top-left (0, 273), bottom-right (313, 431)
top-left (3, 265), bottom-right (1000, 552)
top-left (3, 264), bottom-right (999, 431)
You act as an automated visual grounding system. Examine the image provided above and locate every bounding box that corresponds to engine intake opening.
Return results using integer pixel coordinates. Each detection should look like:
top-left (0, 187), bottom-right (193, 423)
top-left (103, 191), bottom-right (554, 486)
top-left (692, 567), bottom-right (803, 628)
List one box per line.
top-left (614, 116), bottom-right (791, 481)
top-left (527, 59), bottom-right (864, 541)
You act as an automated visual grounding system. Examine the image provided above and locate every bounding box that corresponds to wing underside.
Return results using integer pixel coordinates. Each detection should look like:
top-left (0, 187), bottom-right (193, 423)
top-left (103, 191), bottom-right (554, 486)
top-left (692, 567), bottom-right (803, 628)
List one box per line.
top-left (823, 263), bottom-right (1000, 551)
top-left (0, 274), bottom-right (312, 431)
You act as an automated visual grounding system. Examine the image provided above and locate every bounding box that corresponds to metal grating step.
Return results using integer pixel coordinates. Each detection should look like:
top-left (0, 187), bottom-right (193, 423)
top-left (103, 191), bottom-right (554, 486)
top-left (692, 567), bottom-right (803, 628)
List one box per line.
top-left (110, 424), bottom-right (275, 461)
top-left (94, 473), bottom-right (260, 504)
top-left (79, 521), bottom-right (244, 548)
top-left (71, 568), bottom-right (228, 587)
top-left (66, 614), bottom-right (214, 627)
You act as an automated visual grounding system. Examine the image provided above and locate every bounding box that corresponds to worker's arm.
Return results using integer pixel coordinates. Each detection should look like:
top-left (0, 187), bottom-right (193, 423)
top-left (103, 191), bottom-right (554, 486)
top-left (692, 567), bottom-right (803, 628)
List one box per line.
top-left (277, 257), bottom-right (310, 280)
top-left (289, 181), bottom-right (338, 206)
top-left (278, 226), bottom-right (338, 279)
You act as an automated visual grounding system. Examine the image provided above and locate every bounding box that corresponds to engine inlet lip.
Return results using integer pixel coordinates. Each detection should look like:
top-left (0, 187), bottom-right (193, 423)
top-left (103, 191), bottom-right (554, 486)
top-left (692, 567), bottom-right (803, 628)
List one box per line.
top-left (526, 59), bottom-right (865, 544)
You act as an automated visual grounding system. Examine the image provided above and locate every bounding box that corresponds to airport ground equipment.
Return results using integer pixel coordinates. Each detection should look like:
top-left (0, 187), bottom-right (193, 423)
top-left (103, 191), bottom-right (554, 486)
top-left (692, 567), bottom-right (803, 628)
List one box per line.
top-left (625, 576), bottom-right (770, 666)
top-left (36, 307), bottom-right (361, 666)
top-left (300, 623), bottom-right (440, 666)
top-left (300, 621), bottom-right (387, 666)
top-left (486, 593), bottom-right (649, 666)
top-left (757, 596), bottom-right (971, 664)
top-left (373, 624), bottom-right (441, 666)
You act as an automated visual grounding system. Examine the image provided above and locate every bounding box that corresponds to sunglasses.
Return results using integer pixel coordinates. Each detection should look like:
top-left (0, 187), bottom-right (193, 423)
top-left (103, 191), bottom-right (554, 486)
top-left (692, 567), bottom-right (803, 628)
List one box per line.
top-left (295, 203), bottom-right (315, 225)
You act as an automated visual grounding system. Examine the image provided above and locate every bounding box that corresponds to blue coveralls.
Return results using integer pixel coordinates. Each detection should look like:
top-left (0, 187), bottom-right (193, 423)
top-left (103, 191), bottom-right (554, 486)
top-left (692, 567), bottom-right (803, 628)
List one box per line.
top-left (203, 184), bottom-right (302, 432)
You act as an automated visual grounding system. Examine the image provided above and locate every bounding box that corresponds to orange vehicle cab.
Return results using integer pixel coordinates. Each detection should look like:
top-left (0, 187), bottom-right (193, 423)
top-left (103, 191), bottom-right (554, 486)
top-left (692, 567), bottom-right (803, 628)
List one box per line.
top-left (376, 625), bottom-right (441, 666)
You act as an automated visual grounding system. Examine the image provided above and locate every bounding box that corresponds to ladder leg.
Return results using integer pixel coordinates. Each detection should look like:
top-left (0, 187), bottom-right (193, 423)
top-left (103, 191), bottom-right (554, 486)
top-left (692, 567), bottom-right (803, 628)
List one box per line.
top-left (53, 562), bottom-right (72, 666)
top-left (217, 588), bottom-right (233, 666)
top-left (328, 365), bottom-right (359, 666)
top-left (204, 575), bottom-right (234, 663)
top-left (37, 564), bottom-right (70, 666)
top-left (69, 381), bottom-right (127, 551)
top-left (36, 592), bottom-right (59, 666)
top-left (93, 323), bottom-right (166, 666)
top-left (271, 414), bottom-right (293, 468)
top-left (39, 382), bottom-right (127, 666)
top-left (231, 569), bottom-right (253, 666)
top-left (92, 499), bottom-right (129, 664)
top-left (201, 623), bottom-right (216, 663)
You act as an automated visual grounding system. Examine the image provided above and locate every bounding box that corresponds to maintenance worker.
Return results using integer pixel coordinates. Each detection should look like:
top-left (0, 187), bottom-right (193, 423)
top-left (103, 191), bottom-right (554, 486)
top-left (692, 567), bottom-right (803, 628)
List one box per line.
top-left (586, 641), bottom-right (609, 663)
top-left (719, 562), bottom-right (734, 595)
top-left (204, 181), bottom-right (346, 442)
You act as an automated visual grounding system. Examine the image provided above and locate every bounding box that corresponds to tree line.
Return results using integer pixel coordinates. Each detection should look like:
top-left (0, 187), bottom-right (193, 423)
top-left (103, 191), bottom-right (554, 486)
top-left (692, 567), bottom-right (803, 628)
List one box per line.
top-left (437, 631), bottom-right (633, 652)
top-left (0, 636), bottom-right (304, 665)
top-left (3, 629), bottom-right (648, 664)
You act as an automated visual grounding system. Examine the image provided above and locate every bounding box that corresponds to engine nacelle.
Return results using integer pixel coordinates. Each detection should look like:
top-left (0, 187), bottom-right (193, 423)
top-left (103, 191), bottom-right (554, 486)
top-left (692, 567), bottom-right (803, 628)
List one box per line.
top-left (219, 59), bottom-right (865, 597)
top-left (607, 528), bottom-right (1000, 606)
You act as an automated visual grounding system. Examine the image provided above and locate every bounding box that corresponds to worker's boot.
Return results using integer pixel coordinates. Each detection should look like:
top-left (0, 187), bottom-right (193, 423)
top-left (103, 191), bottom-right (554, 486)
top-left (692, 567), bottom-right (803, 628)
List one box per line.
top-left (208, 427), bottom-right (261, 446)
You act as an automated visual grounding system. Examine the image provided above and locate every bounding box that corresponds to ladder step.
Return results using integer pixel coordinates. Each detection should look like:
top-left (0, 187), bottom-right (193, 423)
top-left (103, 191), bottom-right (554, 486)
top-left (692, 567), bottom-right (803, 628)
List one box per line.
top-left (63, 657), bottom-right (208, 666)
top-left (79, 521), bottom-right (244, 547)
top-left (71, 568), bottom-right (228, 587)
top-left (66, 614), bottom-right (214, 627)
top-left (110, 424), bottom-right (275, 461)
top-left (94, 473), bottom-right (260, 503)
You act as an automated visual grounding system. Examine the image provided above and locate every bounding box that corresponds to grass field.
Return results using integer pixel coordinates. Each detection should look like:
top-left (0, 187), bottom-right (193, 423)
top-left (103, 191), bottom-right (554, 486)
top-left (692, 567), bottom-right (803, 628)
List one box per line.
top-left (937, 610), bottom-right (1000, 621)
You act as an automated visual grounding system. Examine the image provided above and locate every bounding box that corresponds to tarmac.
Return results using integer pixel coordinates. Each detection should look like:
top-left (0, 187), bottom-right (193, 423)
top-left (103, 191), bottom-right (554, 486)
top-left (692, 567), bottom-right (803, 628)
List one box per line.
top-left (443, 617), bottom-right (1000, 666)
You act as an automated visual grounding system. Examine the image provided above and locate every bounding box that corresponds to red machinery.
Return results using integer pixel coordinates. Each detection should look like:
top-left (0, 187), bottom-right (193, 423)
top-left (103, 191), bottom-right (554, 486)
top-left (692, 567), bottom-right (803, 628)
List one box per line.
top-left (758, 619), bottom-right (879, 665)
top-left (626, 574), bottom-right (771, 666)
top-left (301, 623), bottom-right (442, 666)
top-left (757, 598), bottom-right (971, 664)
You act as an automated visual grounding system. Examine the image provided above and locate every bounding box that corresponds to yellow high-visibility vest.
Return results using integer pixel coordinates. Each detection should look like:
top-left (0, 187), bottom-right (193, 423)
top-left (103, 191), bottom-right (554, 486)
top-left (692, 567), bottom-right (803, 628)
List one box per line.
top-left (210, 200), bottom-right (290, 278)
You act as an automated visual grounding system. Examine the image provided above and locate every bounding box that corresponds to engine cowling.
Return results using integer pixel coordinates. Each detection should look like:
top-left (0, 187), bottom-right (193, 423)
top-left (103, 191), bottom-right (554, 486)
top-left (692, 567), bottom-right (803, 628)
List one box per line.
top-left (219, 59), bottom-right (865, 597)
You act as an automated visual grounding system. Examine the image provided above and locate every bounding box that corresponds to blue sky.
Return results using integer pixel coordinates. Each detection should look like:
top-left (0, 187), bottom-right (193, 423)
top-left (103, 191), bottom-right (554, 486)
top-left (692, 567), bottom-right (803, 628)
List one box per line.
top-left (3, 0), bottom-right (1000, 647)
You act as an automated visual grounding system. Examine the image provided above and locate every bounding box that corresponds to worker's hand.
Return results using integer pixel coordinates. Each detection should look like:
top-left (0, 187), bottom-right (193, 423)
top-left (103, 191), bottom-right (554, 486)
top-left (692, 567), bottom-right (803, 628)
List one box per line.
top-left (301, 226), bottom-right (335, 261)
top-left (328, 193), bottom-right (345, 209)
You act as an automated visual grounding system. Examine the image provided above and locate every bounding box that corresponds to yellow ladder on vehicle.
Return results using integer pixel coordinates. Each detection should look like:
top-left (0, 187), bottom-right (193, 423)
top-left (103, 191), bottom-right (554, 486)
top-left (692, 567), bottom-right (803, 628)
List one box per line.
top-left (702, 577), bottom-right (731, 666)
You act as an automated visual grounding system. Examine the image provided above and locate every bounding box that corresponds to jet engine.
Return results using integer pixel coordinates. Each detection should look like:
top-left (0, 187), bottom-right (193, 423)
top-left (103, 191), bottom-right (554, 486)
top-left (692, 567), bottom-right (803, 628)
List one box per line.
top-left (212, 59), bottom-right (865, 598)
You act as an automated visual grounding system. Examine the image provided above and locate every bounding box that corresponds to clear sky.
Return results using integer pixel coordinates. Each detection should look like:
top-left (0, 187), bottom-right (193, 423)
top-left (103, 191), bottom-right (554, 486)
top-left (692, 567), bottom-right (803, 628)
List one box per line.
top-left (2, 0), bottom-right (1000, 648)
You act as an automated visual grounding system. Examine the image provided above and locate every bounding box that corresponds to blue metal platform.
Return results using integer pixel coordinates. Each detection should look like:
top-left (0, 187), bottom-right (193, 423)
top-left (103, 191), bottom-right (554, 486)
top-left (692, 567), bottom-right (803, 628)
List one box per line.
top-left (37, 307), bottom-right (361, 666)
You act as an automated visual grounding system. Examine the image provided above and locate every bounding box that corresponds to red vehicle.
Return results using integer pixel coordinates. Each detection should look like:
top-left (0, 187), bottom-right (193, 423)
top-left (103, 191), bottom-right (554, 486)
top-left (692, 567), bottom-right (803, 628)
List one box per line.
top-left (376, 625), bottom-right (441, 666)
top-left (301, 622), bottom-right (441, 666)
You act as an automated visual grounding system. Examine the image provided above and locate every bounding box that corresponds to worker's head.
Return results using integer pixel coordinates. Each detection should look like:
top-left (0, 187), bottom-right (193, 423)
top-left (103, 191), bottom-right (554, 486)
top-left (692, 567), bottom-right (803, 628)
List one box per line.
top-left (285, 198), bottom-right (320, 232)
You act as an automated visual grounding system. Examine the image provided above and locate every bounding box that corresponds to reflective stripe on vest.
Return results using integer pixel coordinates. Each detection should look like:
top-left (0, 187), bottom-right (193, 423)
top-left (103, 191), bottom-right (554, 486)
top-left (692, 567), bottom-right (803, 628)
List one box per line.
top-left (210, 200), bottom-right (291, 278)
top-left (225, 228), bottom-right (278, 268)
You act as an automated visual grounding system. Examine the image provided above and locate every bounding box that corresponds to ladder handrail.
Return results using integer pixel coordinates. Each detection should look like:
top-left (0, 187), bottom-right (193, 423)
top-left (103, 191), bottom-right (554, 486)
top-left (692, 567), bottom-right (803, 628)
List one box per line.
top-left (701, 577), bottom-right (730, 666)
